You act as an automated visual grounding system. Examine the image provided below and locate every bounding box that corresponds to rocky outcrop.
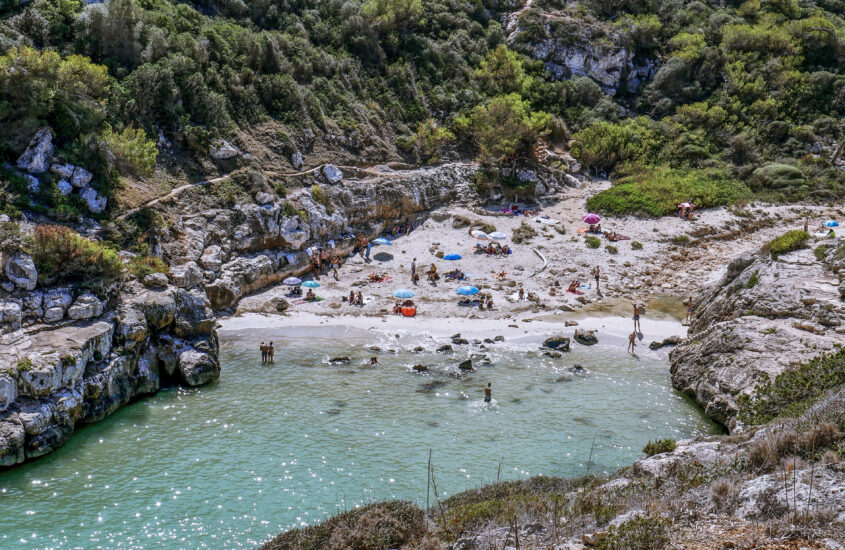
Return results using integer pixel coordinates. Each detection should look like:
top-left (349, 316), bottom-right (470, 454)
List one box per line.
top-left (4, 252), bottom-right (37, 291)
top-left (17, 128), bottom-right (54, 173)
top-left (670, 245), bottom-right (845, 431)
top-left (0, 282), bottom-right (218, 467)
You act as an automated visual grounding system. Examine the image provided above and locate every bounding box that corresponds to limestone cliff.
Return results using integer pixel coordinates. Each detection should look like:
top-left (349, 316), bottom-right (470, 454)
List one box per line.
top-left (670, 243), bottom-right (845, 431)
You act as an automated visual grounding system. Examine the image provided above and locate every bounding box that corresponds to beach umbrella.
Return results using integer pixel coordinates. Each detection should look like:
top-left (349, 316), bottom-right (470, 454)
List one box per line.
top-left (302, 280), bottom-right (320, 288)
top-left (582, 213), bottom-right (601, 224)
top-left (471, 229), bottom-right (489, 240)
top-left (372, 237), bottom-right (392, 245)
top-left (823, 220), bottom-right (839, 227)
top-left (444, 254), bottom-right (462, 260)
top-left (456, 286), bottom-right (479, 296)
top-left (393, 289), bottom-right (415, 299)
top-left (283, 277), bottom-right (302, 286)
top-left (489, 232), bottom-right (508, 240)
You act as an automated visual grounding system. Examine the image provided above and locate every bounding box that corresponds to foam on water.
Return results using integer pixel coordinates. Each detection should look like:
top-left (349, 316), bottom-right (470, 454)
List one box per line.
top-left (0, 326), bottom-right (719, 548)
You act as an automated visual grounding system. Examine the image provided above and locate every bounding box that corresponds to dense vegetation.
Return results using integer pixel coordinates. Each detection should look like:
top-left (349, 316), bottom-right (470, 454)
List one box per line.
top-left (0, 0), bottom-right (843, 220)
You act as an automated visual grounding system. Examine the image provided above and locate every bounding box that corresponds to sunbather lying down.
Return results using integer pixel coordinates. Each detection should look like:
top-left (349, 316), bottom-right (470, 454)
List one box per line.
top-left (445, 269), bottom-right (467, 280)
top-left (603, 231), bottom-right (630, 241)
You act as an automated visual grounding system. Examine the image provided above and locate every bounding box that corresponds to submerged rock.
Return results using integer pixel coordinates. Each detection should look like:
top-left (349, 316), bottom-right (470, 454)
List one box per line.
top-left (436, 344), bottom-right (453, 353)
top-left (412, 364), bottom-right (428, 373)
top-left (328, 356), bottom-right (351, 365)
top-left (458, 359), bottom-right (474, 371)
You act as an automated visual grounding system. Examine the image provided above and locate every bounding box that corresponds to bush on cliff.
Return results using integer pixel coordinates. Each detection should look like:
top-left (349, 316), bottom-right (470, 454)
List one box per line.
top-left (764, 230), bottom-right (809, 257)
top-left (586, 165), bottom-right (751, 217)
top-left (28, 224), bottom-right (122, 285)
top-left (258, 500), bottom-right (426, 550)
top-left (741, 347), bottom-right (845, 425)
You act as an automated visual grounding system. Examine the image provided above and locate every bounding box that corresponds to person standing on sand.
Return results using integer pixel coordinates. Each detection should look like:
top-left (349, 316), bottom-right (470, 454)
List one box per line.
top-left (320, 248), bottom-right (329, 274)
top-left (804, 217), bottom-right (809, 233)
top-left (268, 342), bottom-right (275, 362)
top-left (484, 383), bottom-right (492, 403)
top-left (357, 291), bottom-right (364, 306)
top-left (685, 297), bottom-right (694, 325)
top-left (260, 342), bottom-right (267, 364)
top-left (593, 266), bottom-right (601, 293)
top-left (518, 287), bottom-right (525, 301)
top-left (628, 332), bottom-right (637, 354)
top-left (365, 238), bottom-right (372, 260)
top-left (633, 303), bottom-right (642, 332)
top-left (411, 258), bottom-right (417, 281)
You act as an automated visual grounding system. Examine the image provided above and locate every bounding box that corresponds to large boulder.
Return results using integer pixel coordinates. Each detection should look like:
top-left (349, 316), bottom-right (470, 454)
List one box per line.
top-left (57, 179), bottom-right (73, 195)
top-left (323, 164), bottom-right (343, 183)
top-left (0, 300), bottom-right (22, 332)
top-left (50, 163), bottom-right (75, 180)
top-left (543, 335), bottom-right (571, 351)
top-left (70, 167), bottom-right (93, 188)
top-left (5, 252), bottom-right (37, 291)
top-left (199, 246), bottom-right (224, 272)
top-left (67, 292), bottom-right (105, 320)
top-left (17, 128), bottom-right (54, 173)
top-left (170, 261), bottom-right (203, 288)
top-left (291, 151), bottom-right (303, 169)
top-left (574, 329), bottom-right (598, 346)
top-left (178, 348), bottom-right (220, 386)
top-left (80, 187), bottom-right (107, 214)
top-left (43, 287), bottom-right (72, 322)
top-left (210, 140), bottom-right (239, 160)
top-left (142, 272), bottom-right (168, 288)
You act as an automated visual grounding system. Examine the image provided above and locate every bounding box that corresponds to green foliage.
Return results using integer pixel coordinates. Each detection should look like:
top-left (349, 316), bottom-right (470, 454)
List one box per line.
top-left (749, 164), bottom-right (806, 194)
top-left (412, 119), bottom-right (455, 164)
top-left (585, 235), bottom-right (601, 249)
top-left (605, 244), bottom-right (618, 254)
top-left (670, 235), bottom-right (690, 246)
top-left (571, 117), bottom-right (665, 173)
top-left (595, 515), bottom-right (671, 550)
top-left (16, 357), bottom-right (34, 372)
top-left (631, 240), bottom-right (643, 250)
top-left (311, 184), bottom-right (333, 214)
top-left (587, 165), bottom-right (752, 217)
top-left (456, 93), bottom-right (550, 165)
top-left (96, 126), bottom-right (157, 176)
top-left (814, 244), bottom-right (833, 260)
top-left (643, 438), bottom-right (677, 456)
top-left (746, 269), bottom-right (759, 288)
top-left (128, 255), bottom-right (168, 280)
top-left (741, 348), bottom-right (845, 425)
top-left (764, 230), bottom-right (809, 257)
top-left (474, 45), bottom-right (531, 96)
top-left (363, 0), bottom-right (422, 32)
top-left (27, 224), bottom-right (123, 285)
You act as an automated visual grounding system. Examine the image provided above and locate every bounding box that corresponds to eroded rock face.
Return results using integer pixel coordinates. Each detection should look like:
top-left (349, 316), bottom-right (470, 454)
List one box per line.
top-left (0, 281), bottom-right (218, 468)
top-left (670, 248), bottom-right (845, 432)
top-left (4, 253), bottom-right (37, 291)
top-left (80, 186), bottom-right (107, 214)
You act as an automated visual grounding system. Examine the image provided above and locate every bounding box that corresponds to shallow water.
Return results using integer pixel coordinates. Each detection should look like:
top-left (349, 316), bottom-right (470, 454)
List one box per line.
top-left (0, 326), bottom-right (719, 548)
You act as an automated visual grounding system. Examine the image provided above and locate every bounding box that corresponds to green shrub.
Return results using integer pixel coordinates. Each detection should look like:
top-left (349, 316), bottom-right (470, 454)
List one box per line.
top-left (585, 235), bottom-right (601, 248)
top-left (274, 183), bottom-right (288, 197)
top-left (741, 347), bottom-right (845, 425)
top-left (749, 163), bottom-right (806, 191)
top-left (596, 515), bottom-right (670, 550)
top-left (764, 230), bottom-right (809, 257)
top-left (412, 119), bottom-right (455, 164)
top-left (311, 184), bottom-right (333, 214)
top-left (586, 166), bottom-right (751, 217)
top-left (631, 241), bottom-right (643, 250)
top-left (16, 357), bottom-right (34, 372)
top-left (27, 224), bottom-right (122, 285)
top-left (605, 244), bottom-right (618, 254)
top-left (128, 255), bottom-right (169, 280)
top-left (95, 126), bottom-right (158, 176)
top-left (814, 244), bottom-right (833, 260)
top-left (670, 235), bottom-right (689, 246)
top-left (746, 269), bottom-right (759, 288)
top-left (643, 438), bottom-right (677, 456)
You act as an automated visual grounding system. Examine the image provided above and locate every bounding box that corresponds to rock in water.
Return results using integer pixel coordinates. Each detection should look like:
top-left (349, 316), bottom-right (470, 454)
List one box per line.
top-left (323, 164), bottom-right (343, 183)
top-left (328, 356), bottom-right (351, 365)
top-left (649, 335), bottom-right (682, 350)
top-left (458, 359), bottom-right (474, 371)
top-left (574, 329), bottom-right (598, 346)
top-left (5, 252), bottom-right (38, 291)
top-left (542, 335), bottom-right (570, 351)
top-left (178, 349), bottom-right (220, 386)
top-left (412, 364), bottom-right (428, 372)
top-left (17, 128), bottom-right (54, 173)
top-left (436, 344), bottom-right (453, 353)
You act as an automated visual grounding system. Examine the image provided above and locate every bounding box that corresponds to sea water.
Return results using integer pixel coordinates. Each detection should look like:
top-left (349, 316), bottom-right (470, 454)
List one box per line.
top-left (0, 325), bottom-right (719, 548)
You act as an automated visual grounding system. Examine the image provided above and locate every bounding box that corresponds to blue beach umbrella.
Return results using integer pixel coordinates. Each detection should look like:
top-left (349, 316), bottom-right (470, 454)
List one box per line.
top-left (444, 254), bottom-right (462, 260)
top-left (283, 277), bottom-right (302, 286)
top-left (393, 289), bottom-right (415, 299)
top-left (372, 237), bottom-right (392, 245)
top-left (823, 220), bottom-right (839, 227)
top-left (302, 280), bottom-right (320, 288)
top-left (489, 232), bottom-right (508, 240)
top-left (456, 286), bottom-right (479, 296)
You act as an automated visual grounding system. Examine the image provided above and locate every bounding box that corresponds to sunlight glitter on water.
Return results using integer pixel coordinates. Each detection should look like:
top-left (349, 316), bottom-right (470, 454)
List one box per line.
top-left (0, 326), bottom-right (719, 548)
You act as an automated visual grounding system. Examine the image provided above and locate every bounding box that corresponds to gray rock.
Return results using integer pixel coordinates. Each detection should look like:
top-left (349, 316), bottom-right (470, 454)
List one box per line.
top-left (80, 186), bottom-right (107, 213)
top-left (436, 344), bottom-right (453, 353)
top-left (178, 348), bottom-right (220, 386)
top-left (323, 164), bottom-right (343, 183)
top-left (5, 252), bottom-right (37, 290)
top-left (574, 329), bottom-right (598, 346)
top-left (291, 151), bottom-right (303, 169)
top-left (328, 356), bottom-right (351, 365)
top-left (649, 335), bottom-right (682, 350)
top-left (254, 191), bottom-right (274, 205)
top-left (170, 261), bottom-right (203, 288)
top-left (199, 245), bottom-right (224, 272)
top-left (210, 140), bottom-right (238, 160)
top-left (70, 167), bottom-right (93, 188)
top-left (0, 373), bottom-right (18, 411)
top-left (43, 288), bottom-right (72, 322)
top-left (50, 163), bottom-right (75, 179)
top-left (57, 179), bottom-right (73, 195)
top-left (25, 174), bottom-right (39, 193)
top-left (67, 292), bottom-right (104, 320)
top-left (458, 359), bottom-right (474, 371)
top-left (142, 272), bottom-right (169, 288)
top-left (17, 128), bottom-right (54, 173)
top-left (0, 300), bottom-right (22, 331)
top-left (543, 335), bottom-right (570, 351)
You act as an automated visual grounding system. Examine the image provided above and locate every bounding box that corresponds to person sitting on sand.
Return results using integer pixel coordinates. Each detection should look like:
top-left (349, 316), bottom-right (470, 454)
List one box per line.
top-left (478, 297), bottom-right (485, 310)
top-left (502, 244), bottom-right (511, 255)
top-left (356, 291), bottom-right (364, 306)
top-left (428, 264), bottom-right (438, 284)
top-left (567, 280), bottom-right (579, 293)
top-left (305, 289), bottom-right (316, 301)
top-left (347, 290), bottom-right (355, 304)
top-left (393, 302), bottom-right (402, 314)
top-left (474, 243), bottom-right (484, 254)
top-left (518, 287), bottom-right (525, 301)
top-left (487, 296), bottom-right (494, 309)
top-left (495, 271), bottom-right (508, 280)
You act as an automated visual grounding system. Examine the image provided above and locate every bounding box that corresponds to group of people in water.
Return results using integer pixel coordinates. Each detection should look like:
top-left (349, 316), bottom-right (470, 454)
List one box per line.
top-left (259, 342), bottom-right (275, 363)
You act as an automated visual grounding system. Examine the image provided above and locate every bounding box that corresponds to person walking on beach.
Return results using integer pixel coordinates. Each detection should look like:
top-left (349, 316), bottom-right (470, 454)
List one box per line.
top-left (804, 217), bottom-right (809, 233)
top-left (627, 332), bottom-right (637, 354)
top-left (268, 342), bottom-right (275, 362)
top-left (593, 266), bottom-right (601, 293)
top-left (633, 303), bottom-right (642, 332)
top-left (411, 258), bottom-right (417, 281)
top-left (484, 383), bottom-right (492, 403)
top-left (365, 237), bottom-right (372, 261)
top-left (260, 342), bottom-right (267, 363)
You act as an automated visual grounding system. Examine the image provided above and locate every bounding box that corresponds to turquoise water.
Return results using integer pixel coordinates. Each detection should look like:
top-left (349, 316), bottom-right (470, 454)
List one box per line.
top-left (0, 325), bottom-right (718, 548)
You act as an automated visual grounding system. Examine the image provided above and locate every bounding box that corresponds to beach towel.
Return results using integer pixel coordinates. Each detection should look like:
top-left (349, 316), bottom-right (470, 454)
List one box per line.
top-left (566, 289), bottom-right (584, 295)
top-left (576, 227), bottom-right (589, 234)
